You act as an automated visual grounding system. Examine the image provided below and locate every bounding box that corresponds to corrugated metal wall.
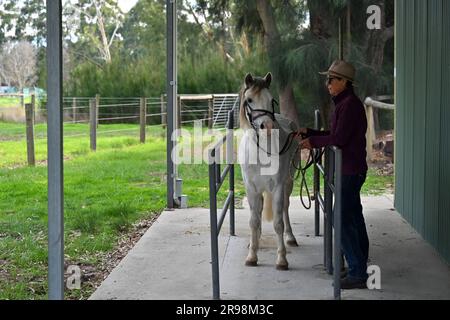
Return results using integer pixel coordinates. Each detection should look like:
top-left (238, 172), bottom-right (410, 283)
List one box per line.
top-left (395, 0), bottom-right (450, 264)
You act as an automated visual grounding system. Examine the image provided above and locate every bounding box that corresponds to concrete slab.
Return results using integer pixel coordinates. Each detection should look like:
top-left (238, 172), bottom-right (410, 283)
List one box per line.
top-left (90, 196), bottom-right (450, 300)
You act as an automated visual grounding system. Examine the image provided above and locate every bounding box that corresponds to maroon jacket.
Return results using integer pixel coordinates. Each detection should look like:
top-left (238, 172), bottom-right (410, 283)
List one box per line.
top-left (307, 88), bottom-right (368, 175)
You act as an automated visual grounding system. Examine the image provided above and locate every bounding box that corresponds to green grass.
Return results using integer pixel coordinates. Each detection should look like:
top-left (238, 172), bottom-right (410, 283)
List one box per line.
top-left (0, 122), bottom-right (393, 299)
top-left (0, 123), bottom-right (167, 167)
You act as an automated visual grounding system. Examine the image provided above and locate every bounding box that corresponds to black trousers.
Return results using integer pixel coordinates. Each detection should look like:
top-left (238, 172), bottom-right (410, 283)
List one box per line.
top-left (339, 173), bottom-right (369, 279)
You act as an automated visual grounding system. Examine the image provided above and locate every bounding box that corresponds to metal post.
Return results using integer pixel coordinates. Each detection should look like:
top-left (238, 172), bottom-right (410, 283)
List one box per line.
top-left (228, 110), bottom-right (235, 236)
top-left (324, 148), bottom-right (333, 274)
top-left (166, 0), bottom-right (177, 209)
top-left (90, 99), bottom-right (97, 151)
top-left (333, 148), bottom-right (342, 299)
top-left (140, 98), bottom-right (146, 143)
top-left (314, 110), bottom-right (320, 236)
top-left (209, 149), bottom-right (220, 300)
top-left (25, 103), bottom-right (35, 166)
top-left (46, 0), bottom-right (64, 300)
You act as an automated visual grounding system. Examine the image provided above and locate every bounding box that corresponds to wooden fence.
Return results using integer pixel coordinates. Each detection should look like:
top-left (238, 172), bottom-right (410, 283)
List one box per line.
top-left (19, 94), bottom-right (238, 166)
top-left (364, 96), bottom-right (395, 161)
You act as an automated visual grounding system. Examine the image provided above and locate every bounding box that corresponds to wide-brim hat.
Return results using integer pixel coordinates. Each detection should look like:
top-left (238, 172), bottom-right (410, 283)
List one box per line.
top-left (319, 60), bottom-right (356, 83)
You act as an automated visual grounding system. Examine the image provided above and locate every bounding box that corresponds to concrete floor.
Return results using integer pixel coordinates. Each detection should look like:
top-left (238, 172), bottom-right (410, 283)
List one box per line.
top-left (90, 195), bottom-right (450, 300)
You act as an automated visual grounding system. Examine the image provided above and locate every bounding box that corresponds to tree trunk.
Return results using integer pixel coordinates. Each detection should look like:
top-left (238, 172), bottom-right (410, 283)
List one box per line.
top-left (255, 0), bottom-right (300, 127)
top-left (95, 3), bottom-right (111, 63)
top-left (363, 2), bottom-right (394, 129)
top-left (307, 0), bottom-right (336, 128)
top-left (364, 2), bottom-right (394, 96)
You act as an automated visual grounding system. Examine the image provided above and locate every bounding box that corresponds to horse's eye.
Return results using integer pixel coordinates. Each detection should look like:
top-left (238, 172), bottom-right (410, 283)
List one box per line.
top-left (247, 98), bottom-right (253, 104)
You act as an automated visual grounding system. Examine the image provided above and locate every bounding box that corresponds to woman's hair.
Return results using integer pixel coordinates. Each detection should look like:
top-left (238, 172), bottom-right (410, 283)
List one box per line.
top-left (346, 80), bottom-right (354, 89)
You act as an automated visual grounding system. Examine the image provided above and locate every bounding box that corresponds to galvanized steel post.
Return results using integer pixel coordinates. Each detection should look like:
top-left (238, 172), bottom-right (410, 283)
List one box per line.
top-left (166, 0), bottom-right (177, 209)
top-left (228, 110), bottom-right (235, 236)
top-left (333, 147), bottom-right (342, 299)
top-left (46, 0), bottom-right (64, 300)
top-left (314, 110), bottom-right (321, 236)
top-left (324, 148), bottom-right (333, 273)
top-left (209, 148), bottom-right (220, 300)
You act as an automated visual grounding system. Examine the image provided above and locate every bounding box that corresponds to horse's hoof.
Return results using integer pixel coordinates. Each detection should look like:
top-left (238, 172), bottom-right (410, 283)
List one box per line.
top-left (276, 264), bottom-right (289, 271)
top-left (245, 260), bottom-right (258, 267)
top-left (287, 239), bottom-right (299, 247)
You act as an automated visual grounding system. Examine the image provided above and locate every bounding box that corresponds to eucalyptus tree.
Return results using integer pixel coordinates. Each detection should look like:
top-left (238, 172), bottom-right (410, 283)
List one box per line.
top-left (0, 0), bottom-right (46, 47)
top-left (63, 0), bottom-right (125, 65)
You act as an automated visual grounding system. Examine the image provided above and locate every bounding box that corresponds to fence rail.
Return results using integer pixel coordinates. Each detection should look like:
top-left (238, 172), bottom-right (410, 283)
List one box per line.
top-left (364, 96), bottom-right (395, 161)
top-left (2, 94), bottom-right (240, 166)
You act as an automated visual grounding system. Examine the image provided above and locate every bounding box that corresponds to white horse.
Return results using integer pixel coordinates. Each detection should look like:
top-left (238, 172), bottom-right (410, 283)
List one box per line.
top-left (238, 72), bottom-right (300, 270)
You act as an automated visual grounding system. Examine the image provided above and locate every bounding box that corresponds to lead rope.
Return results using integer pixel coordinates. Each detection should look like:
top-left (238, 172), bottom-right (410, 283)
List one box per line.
top-left (290, 139), bottom-right (325, 210)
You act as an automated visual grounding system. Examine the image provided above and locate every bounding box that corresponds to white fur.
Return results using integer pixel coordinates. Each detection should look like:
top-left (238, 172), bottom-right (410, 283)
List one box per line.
top-left (239, 86), bottom-right (299, 270)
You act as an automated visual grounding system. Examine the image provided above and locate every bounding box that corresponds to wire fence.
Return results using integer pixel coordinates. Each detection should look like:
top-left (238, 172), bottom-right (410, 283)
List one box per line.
top-left (0, 94), bottom-right (240, 166)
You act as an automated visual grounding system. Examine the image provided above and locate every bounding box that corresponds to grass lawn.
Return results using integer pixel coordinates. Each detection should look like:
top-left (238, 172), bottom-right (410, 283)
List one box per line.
top-left (0, 122), bottom-right (393, 299)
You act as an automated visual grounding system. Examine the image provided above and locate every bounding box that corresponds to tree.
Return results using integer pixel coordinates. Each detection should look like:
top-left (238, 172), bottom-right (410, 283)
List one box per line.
top-left (63, 0), bottom-right (124, 65)
top-left (0, 41), bottom-right (38, 91)
top-left (0, 0), bottom-right (46, 47)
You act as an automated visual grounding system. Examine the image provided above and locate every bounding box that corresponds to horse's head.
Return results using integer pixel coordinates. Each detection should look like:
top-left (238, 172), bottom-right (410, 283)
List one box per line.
top-left (240, 72), bottom-right (278, 135)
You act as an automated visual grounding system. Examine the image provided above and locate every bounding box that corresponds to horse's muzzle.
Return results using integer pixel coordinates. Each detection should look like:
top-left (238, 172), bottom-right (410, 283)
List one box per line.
top-left (260, 120), bottom-right (275, 136)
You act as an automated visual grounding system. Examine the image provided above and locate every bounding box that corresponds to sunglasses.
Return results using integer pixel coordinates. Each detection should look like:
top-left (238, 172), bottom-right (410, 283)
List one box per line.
top-left (326, 77), bottom-right (342, 85)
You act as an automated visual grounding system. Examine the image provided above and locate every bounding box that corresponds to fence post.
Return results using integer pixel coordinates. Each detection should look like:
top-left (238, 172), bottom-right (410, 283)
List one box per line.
top-left (314, 110), bottom-right (321, 236)
top-left (208, 98), bottom-right (213, 129)
top-left (140, 97), bottom-right (146, 143)
top-left (90, 98), bottom-right (97, 151)
top-left (72, 97), bottom-right (77, 124)
top-left (95, 94), bottom-right (100, 128)
top-left (161, 95), bottom-right (167, 129)
top-left (25, 103), bottom-right (35, 166)
top-left (365, 104), bottom-right (375, 161)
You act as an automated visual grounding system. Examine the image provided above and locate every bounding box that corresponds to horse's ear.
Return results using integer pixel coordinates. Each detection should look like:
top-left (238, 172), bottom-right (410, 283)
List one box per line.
top-left (245, 73), bottom-right (254, 88)
top-left (264, 72), bottom-right (272, 87)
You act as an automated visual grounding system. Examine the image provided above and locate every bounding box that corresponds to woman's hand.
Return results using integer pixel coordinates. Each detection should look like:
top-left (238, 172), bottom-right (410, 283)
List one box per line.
top-left (300, 138), bottom-right (313, 150)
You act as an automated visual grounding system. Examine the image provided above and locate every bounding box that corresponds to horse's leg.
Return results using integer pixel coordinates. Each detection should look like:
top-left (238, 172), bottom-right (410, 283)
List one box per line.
top-left (245, 192), bottom-right (263, 267)
top-left (273, 186), bottom-right (288, 270)
top-left (284, 178), bottom-right (298, 247)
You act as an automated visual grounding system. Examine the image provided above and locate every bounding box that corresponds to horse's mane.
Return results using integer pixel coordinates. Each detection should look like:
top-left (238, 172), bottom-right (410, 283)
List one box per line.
top-left (239, 77), bottom-right (269, 130)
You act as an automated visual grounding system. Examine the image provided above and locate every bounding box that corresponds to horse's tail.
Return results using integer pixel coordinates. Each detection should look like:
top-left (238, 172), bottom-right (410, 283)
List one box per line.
top-left (262, 191), bottom-right (273, 222)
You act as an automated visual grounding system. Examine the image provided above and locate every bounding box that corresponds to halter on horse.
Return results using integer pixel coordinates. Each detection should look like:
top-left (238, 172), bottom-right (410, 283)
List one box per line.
top-left (238, 72), bottom-right (300, 270)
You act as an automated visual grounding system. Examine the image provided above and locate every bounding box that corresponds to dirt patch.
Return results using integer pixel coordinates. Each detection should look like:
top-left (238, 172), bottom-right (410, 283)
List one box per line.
top-left (368, 130), bottom-right (394, 176)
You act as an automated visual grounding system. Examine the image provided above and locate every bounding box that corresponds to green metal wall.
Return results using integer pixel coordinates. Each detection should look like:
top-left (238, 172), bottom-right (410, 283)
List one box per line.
top-left (395, 0), bottom-right (450, 264)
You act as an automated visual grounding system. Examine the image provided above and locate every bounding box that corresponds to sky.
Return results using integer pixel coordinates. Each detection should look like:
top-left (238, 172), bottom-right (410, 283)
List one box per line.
top-left (117, 0), bottom-right (138, 13)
